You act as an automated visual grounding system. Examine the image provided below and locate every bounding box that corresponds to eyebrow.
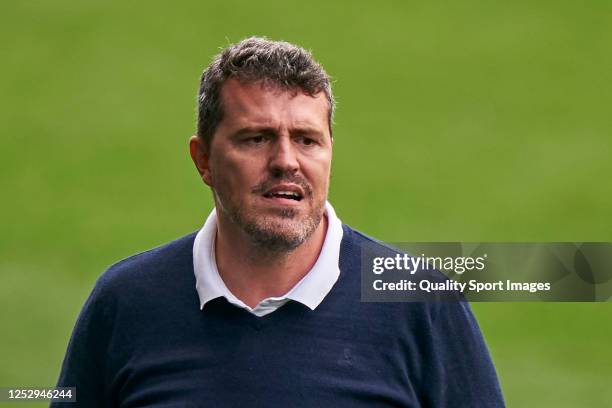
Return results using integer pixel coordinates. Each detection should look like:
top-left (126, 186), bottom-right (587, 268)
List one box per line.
top-left (232, 127), bottom-right (276, 137)
top-left (232, 126), bottom-right (325, 138)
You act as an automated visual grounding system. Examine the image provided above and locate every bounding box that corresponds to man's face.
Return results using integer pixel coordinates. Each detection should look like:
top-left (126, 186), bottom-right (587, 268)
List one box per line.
top-left (193, 79), bottom-right (333, 251)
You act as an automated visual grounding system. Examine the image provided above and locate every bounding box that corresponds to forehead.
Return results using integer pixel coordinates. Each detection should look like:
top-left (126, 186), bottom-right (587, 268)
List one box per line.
top-left (218, 79), bottom-right (330, 131)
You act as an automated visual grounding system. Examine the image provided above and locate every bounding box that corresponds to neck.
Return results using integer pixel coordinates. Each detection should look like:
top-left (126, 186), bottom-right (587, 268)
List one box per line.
top-left (214, 213), bottom-right (328, 308)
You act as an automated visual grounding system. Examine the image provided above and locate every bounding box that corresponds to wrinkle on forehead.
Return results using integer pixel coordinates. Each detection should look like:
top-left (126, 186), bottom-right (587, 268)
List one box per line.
top-left (217, 79), bottom-right (330, 136)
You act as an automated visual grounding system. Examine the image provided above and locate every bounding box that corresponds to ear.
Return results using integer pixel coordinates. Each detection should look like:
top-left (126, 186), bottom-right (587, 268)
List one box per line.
top-left (189, 135), bottom-right (213, 186)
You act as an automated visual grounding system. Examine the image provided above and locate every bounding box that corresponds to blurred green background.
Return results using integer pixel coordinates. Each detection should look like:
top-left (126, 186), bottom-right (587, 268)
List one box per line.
top-left (2, 0), bottom-right (611, 406)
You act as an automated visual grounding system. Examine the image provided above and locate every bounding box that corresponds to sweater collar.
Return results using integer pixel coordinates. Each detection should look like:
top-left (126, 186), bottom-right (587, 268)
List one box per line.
top-left (193, 201), bottom-right (343, 316)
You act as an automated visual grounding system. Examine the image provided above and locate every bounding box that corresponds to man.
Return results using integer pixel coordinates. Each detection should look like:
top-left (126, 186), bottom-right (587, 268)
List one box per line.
top-left (54, 37), bottom-right (505, 407)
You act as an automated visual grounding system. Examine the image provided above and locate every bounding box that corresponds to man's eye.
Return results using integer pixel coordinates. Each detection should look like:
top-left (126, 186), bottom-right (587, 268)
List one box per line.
top-left (246, 135), bottom-right (266, 145)
top-left (297, 136), bottom-right (316, 146)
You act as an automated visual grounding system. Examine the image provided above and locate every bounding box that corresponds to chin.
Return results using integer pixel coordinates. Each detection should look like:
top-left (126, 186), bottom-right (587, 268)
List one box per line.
top-left (244, 216), bottom-right (322, 252)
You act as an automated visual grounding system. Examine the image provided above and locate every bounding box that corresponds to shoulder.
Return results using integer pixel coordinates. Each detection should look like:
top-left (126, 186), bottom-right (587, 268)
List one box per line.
top-left (340, 224), bottom-right (402, 258)
top-left (339, 226), bottom-right (496, 354)
top-left (93, 232), bottom-right (198, 300)
top-left (340, 224), bottom-right (439, 279)
top-left (338, 224), bottom-right (468, 321)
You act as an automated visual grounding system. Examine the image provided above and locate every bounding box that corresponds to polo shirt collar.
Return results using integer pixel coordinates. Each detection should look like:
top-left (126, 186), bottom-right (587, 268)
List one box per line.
top-left (193, 201), bottom-right (343, 314)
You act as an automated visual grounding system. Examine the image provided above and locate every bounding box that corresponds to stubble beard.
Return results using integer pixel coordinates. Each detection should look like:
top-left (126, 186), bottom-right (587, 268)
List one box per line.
top-left (214, 191), bottom-right (326, 255)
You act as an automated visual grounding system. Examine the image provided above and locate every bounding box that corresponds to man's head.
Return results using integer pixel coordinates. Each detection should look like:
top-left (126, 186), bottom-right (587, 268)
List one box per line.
top-left (196, 37), bottom-right (335, 152)
top-left (190, 37), bottom-right (335, 253)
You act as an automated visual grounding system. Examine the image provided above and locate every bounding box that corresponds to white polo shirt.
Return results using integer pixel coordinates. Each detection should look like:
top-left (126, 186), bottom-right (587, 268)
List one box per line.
top-left (193, 202), bottom-right (343, 317)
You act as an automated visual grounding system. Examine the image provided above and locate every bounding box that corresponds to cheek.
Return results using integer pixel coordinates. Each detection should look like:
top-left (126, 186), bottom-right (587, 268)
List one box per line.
top-left (306, 157), bottom-right (332, 193)
top-left (209, 158), bottom-right (234, 189)
top-left (211, 156), bottom-right (258, 190)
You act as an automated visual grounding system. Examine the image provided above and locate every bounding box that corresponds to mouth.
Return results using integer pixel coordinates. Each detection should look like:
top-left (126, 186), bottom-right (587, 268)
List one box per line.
top-left (263, 191), bottom-right (303, 201)
top-left (261, 184), bottom-right (305, 204)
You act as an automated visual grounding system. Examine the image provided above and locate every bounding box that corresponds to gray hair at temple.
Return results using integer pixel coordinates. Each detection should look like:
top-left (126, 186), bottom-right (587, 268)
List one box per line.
top-left (196, 37), bottom-right (335, 150)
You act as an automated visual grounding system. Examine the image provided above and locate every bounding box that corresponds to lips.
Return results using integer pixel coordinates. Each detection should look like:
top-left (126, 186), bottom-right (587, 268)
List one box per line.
top-left (262, 184), bottom-right (304, 201)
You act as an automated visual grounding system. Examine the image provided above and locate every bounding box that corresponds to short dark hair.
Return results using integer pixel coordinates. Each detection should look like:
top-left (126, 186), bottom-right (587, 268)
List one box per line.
top-left (197, 37), bottom-right (334, 149)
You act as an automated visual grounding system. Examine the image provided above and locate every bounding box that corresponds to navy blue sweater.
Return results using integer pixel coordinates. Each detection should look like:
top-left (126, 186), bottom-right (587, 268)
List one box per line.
top-left (53, 225), bottom-right (504, 407)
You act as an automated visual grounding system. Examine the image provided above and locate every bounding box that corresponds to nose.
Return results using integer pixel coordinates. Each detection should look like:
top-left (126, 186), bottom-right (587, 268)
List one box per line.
top-left (268, 136), bottom-right (299, 176)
